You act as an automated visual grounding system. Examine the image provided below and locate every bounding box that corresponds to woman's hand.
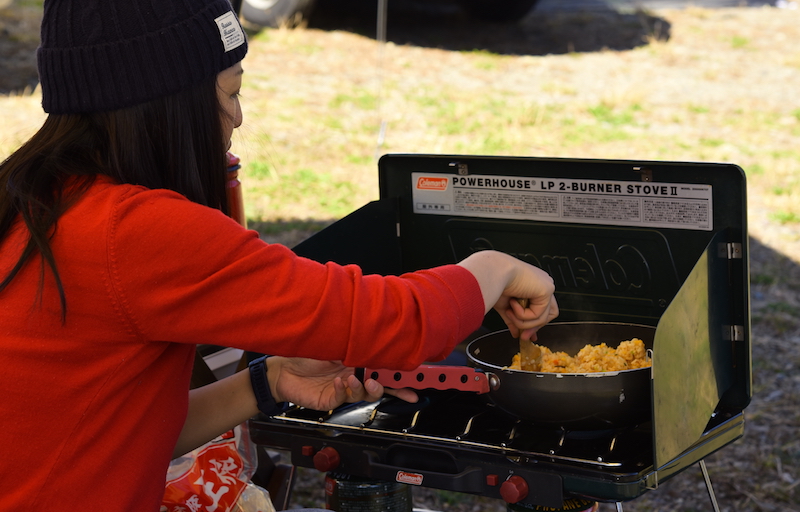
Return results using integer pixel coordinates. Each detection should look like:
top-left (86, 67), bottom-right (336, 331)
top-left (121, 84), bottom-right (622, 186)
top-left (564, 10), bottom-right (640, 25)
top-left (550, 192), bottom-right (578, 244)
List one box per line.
top-left (174, 357), bottom-right (417, 458)
top-left (267, 357), bottom-right (419, 410)
top-left (458, 250), bottom-right (559, 341)
top-left (496, 290), bottom-right (559, 341)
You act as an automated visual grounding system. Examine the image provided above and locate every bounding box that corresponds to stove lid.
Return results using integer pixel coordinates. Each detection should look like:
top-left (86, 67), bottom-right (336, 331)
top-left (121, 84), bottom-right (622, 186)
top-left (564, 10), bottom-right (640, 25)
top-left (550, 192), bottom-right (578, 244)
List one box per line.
top-left (293, 153), bottom-right (751, 467)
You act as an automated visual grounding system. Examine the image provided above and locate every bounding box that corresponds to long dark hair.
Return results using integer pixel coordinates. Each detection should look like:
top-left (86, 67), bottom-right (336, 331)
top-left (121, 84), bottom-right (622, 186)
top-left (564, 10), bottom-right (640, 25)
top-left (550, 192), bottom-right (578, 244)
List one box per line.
top-left (0, 75), bottom-right (230, 321)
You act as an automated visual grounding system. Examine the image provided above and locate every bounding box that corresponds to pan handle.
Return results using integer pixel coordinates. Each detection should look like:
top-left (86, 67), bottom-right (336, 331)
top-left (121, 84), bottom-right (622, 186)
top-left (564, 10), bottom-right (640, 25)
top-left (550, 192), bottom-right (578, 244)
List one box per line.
top-left (359, 365), bottom-right (491, 394)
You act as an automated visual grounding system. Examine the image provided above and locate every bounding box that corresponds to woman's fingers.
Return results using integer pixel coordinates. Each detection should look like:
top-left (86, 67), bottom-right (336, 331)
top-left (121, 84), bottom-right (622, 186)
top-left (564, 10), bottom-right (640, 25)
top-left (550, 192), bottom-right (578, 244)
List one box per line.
top-left (383, 387), bottom-right (419, 403)
top-left (343, 375), bottom-right (419, 404)
top-left (504, 294), bottom-right (559, 341)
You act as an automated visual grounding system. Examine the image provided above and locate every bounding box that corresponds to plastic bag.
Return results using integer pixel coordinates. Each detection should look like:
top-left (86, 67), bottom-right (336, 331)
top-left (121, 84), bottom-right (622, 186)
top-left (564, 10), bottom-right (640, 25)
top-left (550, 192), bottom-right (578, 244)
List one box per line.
top-left (161, 422), bottom-right (276, 512)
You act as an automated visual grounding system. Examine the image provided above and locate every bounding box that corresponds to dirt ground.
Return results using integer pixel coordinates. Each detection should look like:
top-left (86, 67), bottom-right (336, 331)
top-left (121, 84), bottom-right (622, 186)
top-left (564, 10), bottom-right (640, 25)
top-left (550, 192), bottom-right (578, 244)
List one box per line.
top-left (0, 0), bottom-right (39, 94)
top-left (1, 1), bottom-right (798, 511)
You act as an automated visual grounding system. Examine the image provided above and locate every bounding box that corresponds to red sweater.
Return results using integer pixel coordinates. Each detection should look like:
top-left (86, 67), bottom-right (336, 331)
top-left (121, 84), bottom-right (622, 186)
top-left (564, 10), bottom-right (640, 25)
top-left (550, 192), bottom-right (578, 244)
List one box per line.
top-left (0, 176), bottom-right (485, 511)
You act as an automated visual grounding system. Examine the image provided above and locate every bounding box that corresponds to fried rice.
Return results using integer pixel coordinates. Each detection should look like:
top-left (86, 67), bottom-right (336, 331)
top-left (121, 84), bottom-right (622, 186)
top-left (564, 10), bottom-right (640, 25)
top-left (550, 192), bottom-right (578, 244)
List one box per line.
top-left (510, 338), bottom-right (651, 373)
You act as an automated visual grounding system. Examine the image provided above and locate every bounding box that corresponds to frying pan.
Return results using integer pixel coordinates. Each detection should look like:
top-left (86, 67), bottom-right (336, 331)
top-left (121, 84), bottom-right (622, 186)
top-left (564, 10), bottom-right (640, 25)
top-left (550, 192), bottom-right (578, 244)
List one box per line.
top-left (364, 322), bottom-right (655, 430)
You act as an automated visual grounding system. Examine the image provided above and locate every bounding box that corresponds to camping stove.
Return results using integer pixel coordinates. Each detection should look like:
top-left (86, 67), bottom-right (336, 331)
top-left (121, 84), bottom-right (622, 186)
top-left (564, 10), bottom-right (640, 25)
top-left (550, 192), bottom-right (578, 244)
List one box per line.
top-left (249, 154), bottom-right (751, 510)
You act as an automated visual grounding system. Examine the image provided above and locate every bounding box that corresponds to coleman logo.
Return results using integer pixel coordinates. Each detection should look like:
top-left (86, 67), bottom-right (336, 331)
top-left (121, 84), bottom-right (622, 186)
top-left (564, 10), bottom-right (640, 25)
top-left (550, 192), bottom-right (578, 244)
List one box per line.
top-left (396, 471), bottom-right (423, 485)
top-left (416, 177), bottom-right (449, 191)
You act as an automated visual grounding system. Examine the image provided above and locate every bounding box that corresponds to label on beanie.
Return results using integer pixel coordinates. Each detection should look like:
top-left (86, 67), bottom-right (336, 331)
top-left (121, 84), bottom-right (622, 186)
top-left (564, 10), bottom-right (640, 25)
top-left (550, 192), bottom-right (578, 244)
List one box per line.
top-left (215, 11), bottom-right (246, 52)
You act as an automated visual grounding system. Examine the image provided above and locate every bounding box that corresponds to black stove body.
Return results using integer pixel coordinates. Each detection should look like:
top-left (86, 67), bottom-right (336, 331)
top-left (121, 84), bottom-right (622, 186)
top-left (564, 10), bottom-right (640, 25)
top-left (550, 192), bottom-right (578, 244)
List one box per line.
top-left (249, 154), bottom-right (751, 508)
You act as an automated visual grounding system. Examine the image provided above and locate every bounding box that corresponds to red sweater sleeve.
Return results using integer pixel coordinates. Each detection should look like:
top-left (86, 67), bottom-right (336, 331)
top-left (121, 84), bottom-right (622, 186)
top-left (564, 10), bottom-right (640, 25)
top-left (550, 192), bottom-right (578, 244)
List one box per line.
top-left (106, 184), bottom-right (485, 369)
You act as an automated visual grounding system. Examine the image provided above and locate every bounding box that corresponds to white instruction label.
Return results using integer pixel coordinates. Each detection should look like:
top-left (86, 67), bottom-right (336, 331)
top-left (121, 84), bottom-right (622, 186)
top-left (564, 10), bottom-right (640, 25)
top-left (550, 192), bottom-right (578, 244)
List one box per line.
top-left (412, 173), bottom-right (713, 231)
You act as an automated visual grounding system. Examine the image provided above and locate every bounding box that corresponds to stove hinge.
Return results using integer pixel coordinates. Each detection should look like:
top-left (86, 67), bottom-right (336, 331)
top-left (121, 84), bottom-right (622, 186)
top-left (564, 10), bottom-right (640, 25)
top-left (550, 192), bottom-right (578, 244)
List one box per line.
top-left (717, 242), bottom-right (745, 344)
top-left (449, 161), bottom-right (470, 175)
top-left (717, 242), bottom-right (743, 260)
top-left (723, 325), bottom-right (745, 342)
top-left (646, 471), bottom-right (659, 491)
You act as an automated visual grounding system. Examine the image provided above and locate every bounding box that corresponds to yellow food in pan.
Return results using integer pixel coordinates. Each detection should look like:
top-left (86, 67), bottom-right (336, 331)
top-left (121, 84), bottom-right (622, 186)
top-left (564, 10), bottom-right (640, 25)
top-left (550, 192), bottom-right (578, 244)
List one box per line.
top-left (510, 338), bottom-right (651, 373)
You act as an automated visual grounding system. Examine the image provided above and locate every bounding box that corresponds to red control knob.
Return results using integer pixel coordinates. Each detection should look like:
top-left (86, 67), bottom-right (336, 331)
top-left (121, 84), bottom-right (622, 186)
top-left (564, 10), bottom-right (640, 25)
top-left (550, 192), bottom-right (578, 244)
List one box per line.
top-left (500, 475), bottom-right (529, 503)
top-left (313, 446), bottom-right (341, 472)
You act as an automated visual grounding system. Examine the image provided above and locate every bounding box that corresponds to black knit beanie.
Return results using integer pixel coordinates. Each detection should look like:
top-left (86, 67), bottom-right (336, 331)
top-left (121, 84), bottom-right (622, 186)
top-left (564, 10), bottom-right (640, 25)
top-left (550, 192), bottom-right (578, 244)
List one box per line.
top-left (37, 0), bottom-right (248, 114)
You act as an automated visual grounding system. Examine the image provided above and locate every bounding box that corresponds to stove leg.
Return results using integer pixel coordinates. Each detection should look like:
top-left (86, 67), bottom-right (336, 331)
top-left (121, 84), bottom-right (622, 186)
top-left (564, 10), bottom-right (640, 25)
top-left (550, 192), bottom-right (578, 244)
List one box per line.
top-left (615, 502), bottom-right (623, 512)
top-left (699, 459), bottom-right (721, 512)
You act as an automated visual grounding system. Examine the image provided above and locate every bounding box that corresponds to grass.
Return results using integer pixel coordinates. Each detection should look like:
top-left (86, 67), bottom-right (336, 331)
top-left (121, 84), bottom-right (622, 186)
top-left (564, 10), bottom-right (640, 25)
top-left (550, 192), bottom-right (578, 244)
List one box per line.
top-left (770, 211), bottom-right (800, 225)
top-left (231, 11), bottom-right (799, 248)
top-left (2, 5), bottom-right (800, 258)
top-left (244, 167), bottom-right (359, 220)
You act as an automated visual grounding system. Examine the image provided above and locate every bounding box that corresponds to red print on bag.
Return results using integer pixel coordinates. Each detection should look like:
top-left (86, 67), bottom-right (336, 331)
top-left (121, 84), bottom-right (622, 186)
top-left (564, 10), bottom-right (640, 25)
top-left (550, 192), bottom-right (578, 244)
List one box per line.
top-left (162, 440), bottom-right (246, 512)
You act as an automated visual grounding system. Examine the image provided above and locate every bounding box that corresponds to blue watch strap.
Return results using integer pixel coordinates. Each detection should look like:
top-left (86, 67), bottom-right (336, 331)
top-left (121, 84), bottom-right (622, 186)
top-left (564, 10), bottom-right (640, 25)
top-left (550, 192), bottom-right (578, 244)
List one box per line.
top-left (248, 355), bottom-right (284, 416)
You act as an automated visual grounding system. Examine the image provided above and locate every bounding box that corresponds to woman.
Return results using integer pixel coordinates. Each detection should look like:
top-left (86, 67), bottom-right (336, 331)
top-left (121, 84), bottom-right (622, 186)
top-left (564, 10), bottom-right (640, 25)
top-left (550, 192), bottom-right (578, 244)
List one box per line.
top-left (0, 0), bottom-right (558, 510)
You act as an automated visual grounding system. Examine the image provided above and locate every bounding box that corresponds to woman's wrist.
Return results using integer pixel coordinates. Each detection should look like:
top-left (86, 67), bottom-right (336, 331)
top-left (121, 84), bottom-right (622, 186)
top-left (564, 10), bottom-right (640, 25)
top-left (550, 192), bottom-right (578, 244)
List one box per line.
top-left (458, 250), bottom-right (514, 312)
top-left (248, 355), bottom-right (285, 415)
